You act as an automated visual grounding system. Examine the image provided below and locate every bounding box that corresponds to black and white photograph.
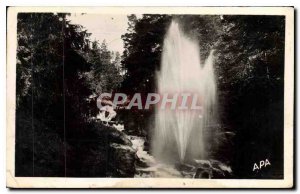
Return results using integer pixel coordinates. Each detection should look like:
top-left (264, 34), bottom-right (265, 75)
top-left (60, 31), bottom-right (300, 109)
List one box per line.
top-left (6, 6), bottom-right (294, 188)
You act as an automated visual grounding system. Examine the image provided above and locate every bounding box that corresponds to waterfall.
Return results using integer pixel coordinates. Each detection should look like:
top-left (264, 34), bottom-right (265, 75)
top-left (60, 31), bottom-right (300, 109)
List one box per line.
top-left (152, 21), bottom-right (217, 164)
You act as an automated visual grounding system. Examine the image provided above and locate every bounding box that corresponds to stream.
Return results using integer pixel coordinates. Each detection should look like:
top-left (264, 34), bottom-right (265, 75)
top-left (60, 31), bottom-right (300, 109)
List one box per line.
top-left (106, 121), bottom-right (232, 178)
top-left (129, 135), bottom-right (183, 178)
top-left (128, 135), bottom-right (232, 178)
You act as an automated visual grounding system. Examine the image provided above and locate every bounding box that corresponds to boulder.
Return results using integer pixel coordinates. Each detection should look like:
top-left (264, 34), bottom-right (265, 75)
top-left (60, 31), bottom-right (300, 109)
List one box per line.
top-left (103, 127), bottom-right (133, 146)
top-left (193, 159), bottom-right (232, 179)
top-left (108, 143), bottom-right (137, 177)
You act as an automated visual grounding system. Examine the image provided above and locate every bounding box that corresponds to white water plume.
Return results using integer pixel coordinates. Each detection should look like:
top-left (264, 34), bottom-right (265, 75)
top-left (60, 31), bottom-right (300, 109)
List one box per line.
top-left (152, 21), bottom-right (217, 163)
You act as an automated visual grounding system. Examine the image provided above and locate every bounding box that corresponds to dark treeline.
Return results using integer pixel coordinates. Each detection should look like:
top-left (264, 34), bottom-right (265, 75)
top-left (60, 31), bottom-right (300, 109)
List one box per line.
top-left (15, 13), bottom-right (284, 178)
top-left (16, 13), bottom-right (127, 177)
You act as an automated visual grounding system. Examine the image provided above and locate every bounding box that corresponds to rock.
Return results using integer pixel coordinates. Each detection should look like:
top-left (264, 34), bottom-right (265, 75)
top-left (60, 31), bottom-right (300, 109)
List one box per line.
top-left (135, 166), bottom-right (157, 178)
top-left (143, 139), bottom-right (150, 151)
top-left (210, 159), bottom-right (232, 173)
top-left (175, 163), bottom-right (196, 172)
top-left (105, 128), bottom-right (133, 146)
top-left (112, 123), bottom-right (125, 131)
top-left (108, 143), bottom-right (137, 177)
top-left (194, 159), bottom-right (212, 168)
top-left (194, 168), bottom-right (212, 178)
top-left (181, 171), bottom-right (195, 178)
top-left (193, 159), bottom-right (232, 178)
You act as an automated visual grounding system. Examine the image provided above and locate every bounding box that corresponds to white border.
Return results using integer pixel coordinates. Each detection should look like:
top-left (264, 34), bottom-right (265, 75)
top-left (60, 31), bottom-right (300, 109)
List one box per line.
top-left (6, 6), bottom-right (294, 188)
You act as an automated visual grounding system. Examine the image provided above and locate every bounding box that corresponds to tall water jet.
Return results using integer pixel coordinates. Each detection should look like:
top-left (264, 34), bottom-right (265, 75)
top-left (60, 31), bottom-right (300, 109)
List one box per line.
top-left (152, 21), bottom-right (217, 164)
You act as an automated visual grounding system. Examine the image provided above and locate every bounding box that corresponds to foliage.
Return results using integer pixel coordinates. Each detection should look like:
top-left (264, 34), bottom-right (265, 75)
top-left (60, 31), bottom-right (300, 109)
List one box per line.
top-left (16, 13), bottom-right (124, 177)
top-left (84, 40), bottom-right (123, 94)
top-left (121, 14), bottom-right (172, 94)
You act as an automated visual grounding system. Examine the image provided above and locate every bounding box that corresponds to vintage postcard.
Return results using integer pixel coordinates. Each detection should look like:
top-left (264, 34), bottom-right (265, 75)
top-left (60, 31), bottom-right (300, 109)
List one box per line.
top-left (6, 6), bottom-right (294, 188)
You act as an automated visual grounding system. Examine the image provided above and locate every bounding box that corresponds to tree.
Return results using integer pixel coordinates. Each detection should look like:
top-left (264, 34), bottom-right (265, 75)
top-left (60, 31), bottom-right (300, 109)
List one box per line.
top-left (16, 13), bottom-right (93, 176)
top-left (213, 15), bottom-right (285, 178)
top-left (121, 14), bottom-right (172, 95)
top-left (84, 40), bottom-right (123, 95)
top-left (113, 51), bottom-right (122, 72)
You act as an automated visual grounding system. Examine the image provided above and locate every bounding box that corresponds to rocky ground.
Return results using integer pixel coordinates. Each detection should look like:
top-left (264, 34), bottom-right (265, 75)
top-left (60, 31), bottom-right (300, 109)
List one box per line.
top-left (120, 129), bottom-right (232, 178)
top-left (89, 121), bottom-right (232, 178)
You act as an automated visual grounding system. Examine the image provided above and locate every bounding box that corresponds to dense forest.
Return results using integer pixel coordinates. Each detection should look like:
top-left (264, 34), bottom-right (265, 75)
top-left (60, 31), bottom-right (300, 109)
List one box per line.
top-left (15, 13), bottom-right (284, 178)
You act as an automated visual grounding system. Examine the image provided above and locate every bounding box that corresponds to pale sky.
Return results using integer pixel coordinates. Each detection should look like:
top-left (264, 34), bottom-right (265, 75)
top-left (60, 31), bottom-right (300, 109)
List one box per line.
top-left (67, 14), bottom-right (130, 54)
